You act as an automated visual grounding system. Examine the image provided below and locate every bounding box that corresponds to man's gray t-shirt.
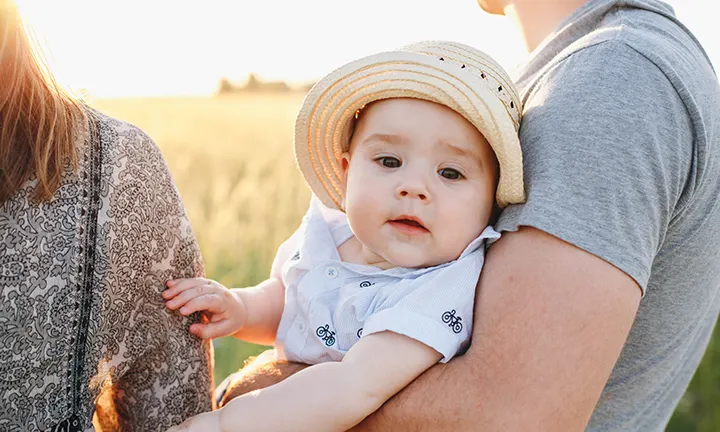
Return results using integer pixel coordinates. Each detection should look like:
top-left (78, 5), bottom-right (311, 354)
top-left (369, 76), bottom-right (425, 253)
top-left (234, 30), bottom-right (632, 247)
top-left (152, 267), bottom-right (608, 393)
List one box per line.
top-left (495, 0), bottom-right (720, 430)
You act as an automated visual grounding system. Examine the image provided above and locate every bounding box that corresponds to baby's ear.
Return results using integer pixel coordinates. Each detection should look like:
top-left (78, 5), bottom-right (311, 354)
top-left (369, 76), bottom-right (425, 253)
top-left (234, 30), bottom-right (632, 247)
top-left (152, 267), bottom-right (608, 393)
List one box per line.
top-left (339, 152), bottom-right (351, 206)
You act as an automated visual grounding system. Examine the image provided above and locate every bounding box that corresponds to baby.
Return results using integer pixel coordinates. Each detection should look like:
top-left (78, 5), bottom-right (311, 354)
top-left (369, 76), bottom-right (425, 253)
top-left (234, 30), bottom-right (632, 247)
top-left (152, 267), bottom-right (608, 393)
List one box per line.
top-left (165, 40), bottom-right (524, 432)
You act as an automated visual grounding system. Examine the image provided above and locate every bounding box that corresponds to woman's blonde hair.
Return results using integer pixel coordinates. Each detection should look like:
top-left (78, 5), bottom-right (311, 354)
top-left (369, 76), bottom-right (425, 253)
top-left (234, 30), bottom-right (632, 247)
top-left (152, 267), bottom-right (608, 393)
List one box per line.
top-left (0, 0), bottom-right (86, 202)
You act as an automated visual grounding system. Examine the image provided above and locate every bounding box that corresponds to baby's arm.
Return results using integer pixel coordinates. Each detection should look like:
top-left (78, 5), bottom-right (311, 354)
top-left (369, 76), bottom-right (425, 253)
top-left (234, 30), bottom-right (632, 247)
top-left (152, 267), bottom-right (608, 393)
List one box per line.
top-left (228, 277), bottom-right (285, 345)
top-left (164, 219), bottom-right (300, 344)
top-left (163, 276), bottom-right (285, 346)
top-left (168, 331), bottom-right (442, 432)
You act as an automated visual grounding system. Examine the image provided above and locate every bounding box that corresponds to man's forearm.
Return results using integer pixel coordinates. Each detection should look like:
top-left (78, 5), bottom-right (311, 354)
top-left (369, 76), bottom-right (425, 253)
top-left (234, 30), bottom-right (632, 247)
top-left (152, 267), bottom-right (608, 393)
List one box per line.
top-left (355, 227), bottom-right (641, 431)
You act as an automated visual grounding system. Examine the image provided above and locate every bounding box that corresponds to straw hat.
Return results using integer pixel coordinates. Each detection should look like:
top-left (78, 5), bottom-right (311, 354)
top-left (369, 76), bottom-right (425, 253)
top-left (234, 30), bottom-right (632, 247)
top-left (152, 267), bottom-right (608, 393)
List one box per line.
top-left (294, 40), bottom-right (524, 209)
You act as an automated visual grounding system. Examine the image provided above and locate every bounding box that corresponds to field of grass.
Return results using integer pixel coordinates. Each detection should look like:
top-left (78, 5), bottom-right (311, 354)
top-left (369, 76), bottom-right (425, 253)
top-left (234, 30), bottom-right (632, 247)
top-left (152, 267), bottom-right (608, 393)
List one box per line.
top-left (91, 93), bottom-right (719, 431)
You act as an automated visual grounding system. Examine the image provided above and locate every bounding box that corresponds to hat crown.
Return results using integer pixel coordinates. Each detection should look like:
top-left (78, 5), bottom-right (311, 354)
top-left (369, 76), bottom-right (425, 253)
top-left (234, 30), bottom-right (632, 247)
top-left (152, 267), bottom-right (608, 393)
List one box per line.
top-left (398, 41), bottom-right (521, 130)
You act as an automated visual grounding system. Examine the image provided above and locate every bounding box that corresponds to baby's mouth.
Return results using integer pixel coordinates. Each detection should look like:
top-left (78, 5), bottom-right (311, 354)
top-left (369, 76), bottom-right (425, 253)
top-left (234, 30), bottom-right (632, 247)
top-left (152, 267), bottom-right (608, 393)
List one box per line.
top-left (388, 216), bottom-right (429, 235)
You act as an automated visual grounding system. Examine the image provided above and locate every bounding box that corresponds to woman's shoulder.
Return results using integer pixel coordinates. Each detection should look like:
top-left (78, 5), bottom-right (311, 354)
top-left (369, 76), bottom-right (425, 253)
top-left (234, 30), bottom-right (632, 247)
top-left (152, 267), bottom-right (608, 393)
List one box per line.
top-left (86, 106), bottom-right (204, 279)
top-left (88, 107), bottom-right (162, 160)
top-left (87, 107), bottom-right (179, 192)
top-left (87, 106), bottom-right (192, 239)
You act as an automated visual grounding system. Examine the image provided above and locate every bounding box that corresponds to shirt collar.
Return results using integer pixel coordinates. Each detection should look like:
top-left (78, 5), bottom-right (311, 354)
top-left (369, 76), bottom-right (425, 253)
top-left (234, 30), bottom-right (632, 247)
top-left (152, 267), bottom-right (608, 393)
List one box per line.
top-left (308, 196), bottom-right (500, 277)
top-left (459, 225), bottom-right (500, 258)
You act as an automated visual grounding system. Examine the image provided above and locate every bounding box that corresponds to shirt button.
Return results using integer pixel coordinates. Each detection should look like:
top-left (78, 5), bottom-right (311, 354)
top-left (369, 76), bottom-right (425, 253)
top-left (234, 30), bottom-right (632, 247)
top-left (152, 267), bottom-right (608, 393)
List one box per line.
top-left (297, 321), bottom-right (305, 332)
top-left (324, 266), bottom-right (338, 279)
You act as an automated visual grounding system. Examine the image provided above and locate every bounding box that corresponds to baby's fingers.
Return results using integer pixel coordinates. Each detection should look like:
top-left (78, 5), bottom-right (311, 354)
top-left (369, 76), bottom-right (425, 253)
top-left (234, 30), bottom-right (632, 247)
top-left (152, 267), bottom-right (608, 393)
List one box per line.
top-left (190, 319), bottom-right (239, 340)
top-left (167, 411), bottom-right (221, 432)
top-left (162, 278), bottom-right (210, 300)
top-left (178, 294), bottom-right (225, 316)
top-left (164, 281), bottom-right (217, 310)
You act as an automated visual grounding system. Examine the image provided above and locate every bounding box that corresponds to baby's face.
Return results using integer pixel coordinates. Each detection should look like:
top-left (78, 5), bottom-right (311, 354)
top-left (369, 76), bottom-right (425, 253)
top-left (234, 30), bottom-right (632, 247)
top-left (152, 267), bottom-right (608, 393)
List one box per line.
top-left (340, 98), bottom-right (498, 268)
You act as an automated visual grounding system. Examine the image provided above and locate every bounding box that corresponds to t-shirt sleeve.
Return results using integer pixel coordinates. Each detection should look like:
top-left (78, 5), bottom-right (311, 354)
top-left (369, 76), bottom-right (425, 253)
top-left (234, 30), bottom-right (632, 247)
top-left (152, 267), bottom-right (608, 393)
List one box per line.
top-left (496, 41), bottom-right (694, 294)
top-left (361, 253), bottom-right (484, 363)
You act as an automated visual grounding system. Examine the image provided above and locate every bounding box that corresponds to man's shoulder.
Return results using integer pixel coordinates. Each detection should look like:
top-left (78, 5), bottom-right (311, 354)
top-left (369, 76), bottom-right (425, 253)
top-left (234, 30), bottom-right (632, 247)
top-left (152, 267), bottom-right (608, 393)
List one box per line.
top-left (546, 7), bottom-right (717, 108)
top-left (520, 37), bottom-right (681, 129)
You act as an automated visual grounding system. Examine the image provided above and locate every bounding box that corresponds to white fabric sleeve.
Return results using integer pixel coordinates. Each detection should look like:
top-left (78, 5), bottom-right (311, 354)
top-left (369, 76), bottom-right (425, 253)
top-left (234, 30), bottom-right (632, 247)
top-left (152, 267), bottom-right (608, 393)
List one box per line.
top-left (362, 253), bottom-right (484, 363)
top-left (269, 200), bottom-right (314, 280)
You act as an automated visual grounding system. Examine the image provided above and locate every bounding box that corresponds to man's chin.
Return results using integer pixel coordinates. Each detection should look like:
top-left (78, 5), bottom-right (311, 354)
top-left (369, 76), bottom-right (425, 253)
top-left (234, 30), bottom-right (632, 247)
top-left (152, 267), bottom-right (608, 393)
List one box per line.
top-left (476, 0), bottom-right (505, 15)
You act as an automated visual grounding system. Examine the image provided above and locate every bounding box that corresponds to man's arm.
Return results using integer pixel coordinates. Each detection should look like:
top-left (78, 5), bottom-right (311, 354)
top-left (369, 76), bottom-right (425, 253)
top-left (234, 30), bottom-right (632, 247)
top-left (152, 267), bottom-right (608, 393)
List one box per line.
top-left (352, 226), bottom-right (641, 431)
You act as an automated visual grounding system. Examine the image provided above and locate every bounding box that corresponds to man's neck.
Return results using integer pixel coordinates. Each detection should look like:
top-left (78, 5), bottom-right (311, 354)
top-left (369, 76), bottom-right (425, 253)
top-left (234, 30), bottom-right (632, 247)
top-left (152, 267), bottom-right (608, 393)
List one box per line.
top-left (503, 0), bottom-right (588, 52)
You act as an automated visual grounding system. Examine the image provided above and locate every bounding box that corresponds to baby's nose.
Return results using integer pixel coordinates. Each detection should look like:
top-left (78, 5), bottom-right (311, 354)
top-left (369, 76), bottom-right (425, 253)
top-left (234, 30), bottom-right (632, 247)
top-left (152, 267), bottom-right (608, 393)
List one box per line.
top-left (398, 189), bottom-right (427, 200)
top-left (396, 181), bottom-right (430, 202)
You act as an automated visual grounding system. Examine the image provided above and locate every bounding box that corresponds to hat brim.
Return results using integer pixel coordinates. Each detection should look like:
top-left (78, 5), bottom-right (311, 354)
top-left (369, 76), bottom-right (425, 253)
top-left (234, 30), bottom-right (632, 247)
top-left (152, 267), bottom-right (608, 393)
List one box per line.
top-left (295, 50), bottom-right (524, 210)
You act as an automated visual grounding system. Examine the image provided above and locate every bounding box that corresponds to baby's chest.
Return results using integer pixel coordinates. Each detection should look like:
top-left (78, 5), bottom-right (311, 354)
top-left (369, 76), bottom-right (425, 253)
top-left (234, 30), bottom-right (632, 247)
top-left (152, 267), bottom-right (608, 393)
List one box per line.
top-left (296, 264), bottom-right (393, 316)
top-left (289, 265), bottom-right (405, 350)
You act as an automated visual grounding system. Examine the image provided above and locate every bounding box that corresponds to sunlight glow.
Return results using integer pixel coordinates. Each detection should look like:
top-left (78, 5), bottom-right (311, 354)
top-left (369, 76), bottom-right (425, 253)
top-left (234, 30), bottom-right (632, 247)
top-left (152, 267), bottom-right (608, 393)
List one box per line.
top-left (15, 0), bottom-right (717, 98)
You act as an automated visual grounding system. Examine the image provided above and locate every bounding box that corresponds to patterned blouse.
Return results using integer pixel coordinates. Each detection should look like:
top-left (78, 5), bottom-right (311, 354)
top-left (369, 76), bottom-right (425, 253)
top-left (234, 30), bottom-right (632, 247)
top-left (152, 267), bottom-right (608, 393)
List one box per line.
top-left (0, 110), bottom-right (213, 431)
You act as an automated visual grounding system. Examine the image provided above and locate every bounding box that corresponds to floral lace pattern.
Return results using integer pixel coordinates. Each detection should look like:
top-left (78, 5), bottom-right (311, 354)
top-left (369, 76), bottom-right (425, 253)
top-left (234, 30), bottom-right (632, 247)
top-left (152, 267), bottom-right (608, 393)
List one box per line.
top-left (0, 110), bottom-right (213, 431)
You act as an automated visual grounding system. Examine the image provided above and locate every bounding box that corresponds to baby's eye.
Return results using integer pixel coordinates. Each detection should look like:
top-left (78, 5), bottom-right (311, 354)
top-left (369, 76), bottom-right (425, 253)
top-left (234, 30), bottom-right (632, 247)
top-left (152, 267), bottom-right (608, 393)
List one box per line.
top-left (376, 157), bottom-right (401, 168)
top-left (438, 168), bottom-right (463, 180)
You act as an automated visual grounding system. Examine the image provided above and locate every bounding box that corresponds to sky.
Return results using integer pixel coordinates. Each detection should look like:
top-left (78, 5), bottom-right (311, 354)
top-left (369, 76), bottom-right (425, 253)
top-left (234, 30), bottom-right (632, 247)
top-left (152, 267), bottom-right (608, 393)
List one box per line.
top-left (16, 0), bottom-right (718, 98)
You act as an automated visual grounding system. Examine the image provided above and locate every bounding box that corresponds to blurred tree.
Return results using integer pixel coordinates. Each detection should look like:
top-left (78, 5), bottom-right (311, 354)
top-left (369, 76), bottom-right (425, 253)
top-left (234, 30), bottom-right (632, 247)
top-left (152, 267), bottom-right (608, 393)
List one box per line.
top-left (217, 77), bottom-right (236, 95)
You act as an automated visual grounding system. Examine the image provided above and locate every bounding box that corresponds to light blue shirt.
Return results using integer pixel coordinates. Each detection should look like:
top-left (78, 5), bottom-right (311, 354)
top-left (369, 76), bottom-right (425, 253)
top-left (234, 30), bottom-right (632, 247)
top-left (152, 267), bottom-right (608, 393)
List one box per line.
top-left (273, 197), bottom-right (499, 364)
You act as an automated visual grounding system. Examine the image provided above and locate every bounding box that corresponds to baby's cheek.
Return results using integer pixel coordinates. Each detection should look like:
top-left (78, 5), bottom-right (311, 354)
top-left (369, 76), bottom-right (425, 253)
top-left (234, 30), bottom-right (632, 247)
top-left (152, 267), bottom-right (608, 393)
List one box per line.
top-left (438, 228), bottom-right (473, 261)
top-left (345, 195), bottom-right (376, 226)
top-left (345, 173), bottom-right (376, 207)
top-left (345, 205), bottom-right (380, 249)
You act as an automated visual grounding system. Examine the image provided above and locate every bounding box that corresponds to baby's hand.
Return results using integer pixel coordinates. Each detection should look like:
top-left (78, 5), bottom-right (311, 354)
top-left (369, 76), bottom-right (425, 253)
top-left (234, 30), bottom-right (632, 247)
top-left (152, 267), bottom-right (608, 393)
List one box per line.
top-left (166, 410), bottom-right (222, 432)
top-left (163, 278), bottom-right (247, 339)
